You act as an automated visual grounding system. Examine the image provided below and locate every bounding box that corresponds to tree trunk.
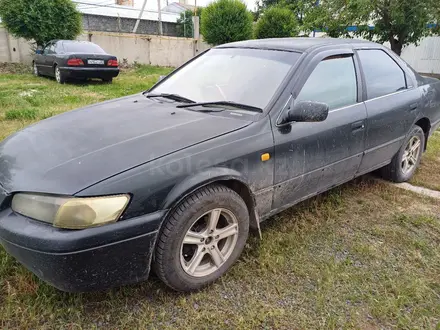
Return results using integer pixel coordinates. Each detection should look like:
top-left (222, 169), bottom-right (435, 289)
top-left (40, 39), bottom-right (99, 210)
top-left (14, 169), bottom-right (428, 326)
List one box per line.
top-left (389, 37), bottom-right (403, 56)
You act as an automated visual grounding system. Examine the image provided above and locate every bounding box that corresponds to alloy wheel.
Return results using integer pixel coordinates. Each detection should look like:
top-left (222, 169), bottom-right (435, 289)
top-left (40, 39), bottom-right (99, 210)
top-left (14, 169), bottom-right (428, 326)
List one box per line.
top-left (55, 67), bottom-right (61, 83)
top-left (401, 136), bottom-right (421, 174)
top-left (180, 208), bottom-right (239, 277)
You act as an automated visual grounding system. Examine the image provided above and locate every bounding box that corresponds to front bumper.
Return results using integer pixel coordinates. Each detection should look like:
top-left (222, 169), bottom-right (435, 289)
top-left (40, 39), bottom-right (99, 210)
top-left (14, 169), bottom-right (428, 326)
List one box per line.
top-left (59, 67), bottom-right (120, 79)
top-left (0, 208), bottom-right (165, 292)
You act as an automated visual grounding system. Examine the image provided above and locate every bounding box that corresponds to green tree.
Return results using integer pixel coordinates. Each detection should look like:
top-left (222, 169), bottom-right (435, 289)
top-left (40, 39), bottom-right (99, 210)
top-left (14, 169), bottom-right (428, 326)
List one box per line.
top-left (201, 0), bottom-right (253, 45)
top-left (176, 8), bottom-right (203, 38)
top-left (0, 0), bottom-right (82, 47)
top-left (255, 6), bottom-right (299, 39)
top-left (256, 0), bottom-right (317, 24)
top-left (177, 10), bottom-right (195, 38)
top-left (304, 0), bottom-right (440, 55)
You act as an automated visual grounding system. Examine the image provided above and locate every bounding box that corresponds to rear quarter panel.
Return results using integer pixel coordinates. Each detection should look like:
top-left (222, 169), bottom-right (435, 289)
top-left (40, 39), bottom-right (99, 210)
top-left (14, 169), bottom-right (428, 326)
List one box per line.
top-left (419, 79), bottom-right (440, 133)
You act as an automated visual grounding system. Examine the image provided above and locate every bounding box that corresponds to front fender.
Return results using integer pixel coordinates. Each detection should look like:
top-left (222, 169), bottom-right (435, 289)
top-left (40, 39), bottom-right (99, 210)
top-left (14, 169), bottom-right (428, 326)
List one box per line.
top-left (162, 167), bottom-right (252, 210)
top-left (161, 166), bottom-right (261, 233)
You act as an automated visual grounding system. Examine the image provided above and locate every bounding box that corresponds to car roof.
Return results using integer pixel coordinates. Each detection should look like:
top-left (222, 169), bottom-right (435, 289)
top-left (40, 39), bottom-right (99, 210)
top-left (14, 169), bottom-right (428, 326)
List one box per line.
top-left (216, 37), bottom-right (377, 53)
top-left (61, 40), bottom-right (94, 44)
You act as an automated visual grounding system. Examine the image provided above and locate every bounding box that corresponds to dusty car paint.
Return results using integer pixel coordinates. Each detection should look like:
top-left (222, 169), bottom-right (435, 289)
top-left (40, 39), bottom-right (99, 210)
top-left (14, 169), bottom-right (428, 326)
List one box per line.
top-left (0, 38), bottom-right (440, 292)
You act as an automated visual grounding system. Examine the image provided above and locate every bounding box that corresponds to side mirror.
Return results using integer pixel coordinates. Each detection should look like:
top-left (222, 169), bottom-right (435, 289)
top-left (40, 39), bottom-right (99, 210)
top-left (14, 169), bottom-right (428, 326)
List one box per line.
top-left (35, 47), bottom-right (43, 55)
top-left (281, 100), bottom-right (329, 125)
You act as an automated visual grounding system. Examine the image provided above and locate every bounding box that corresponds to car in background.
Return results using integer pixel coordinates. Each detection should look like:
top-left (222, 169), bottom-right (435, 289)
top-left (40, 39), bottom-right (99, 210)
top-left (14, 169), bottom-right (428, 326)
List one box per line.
top-left (33, 40), bottom-right (120, 84)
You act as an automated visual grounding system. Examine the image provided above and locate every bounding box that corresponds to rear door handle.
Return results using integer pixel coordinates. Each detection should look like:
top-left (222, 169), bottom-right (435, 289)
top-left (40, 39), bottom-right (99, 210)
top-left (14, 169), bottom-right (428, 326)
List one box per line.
top-left (351, 121), bottom-right (365, 132)
top-left (409, 103), bottom-right (418, 111)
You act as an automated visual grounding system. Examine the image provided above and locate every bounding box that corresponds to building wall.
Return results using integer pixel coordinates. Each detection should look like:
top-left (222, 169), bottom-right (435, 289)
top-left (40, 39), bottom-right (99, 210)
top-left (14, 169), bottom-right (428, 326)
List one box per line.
top-left (116, 0), bottom-right (134, 5)
top-left (82, 14), bottom-right (178, 37)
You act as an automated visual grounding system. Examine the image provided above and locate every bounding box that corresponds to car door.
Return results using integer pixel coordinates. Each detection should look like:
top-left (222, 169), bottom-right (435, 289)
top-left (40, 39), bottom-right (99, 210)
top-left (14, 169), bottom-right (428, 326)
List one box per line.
top-left (44, 43), bottom-right (57, 77)
top-left (271, 50), bottom-right (367, 210)
top-left (38, 42), bottom-right (54, 75)
top-left (355, 48), bottom-right (421, 174)
top-left (34, 48), bottom-right (46, 74)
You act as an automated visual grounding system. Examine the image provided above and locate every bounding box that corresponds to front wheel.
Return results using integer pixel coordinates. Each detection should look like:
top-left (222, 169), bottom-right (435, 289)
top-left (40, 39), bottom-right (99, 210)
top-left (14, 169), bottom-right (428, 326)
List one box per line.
top-left (33, 62), bottom-right (40, 77)
top-left (381, 125), bottom-right (425, 182)
top-left (154, 184), bottom-right (249, 292)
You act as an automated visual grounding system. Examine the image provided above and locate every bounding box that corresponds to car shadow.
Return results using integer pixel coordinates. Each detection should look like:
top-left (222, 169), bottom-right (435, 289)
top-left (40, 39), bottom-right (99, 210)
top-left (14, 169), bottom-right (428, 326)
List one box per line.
top-left (37, 75), bottom-right (112, 86)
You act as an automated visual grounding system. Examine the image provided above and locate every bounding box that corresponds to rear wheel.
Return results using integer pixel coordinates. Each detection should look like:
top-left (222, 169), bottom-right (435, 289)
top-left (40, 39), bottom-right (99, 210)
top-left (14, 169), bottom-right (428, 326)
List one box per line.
top-left (54, 65), bottom-right (66, 84)
top-left (154, 184), bottom-right (249, 292)
top-left (381, 125), bottom-right (425, 182)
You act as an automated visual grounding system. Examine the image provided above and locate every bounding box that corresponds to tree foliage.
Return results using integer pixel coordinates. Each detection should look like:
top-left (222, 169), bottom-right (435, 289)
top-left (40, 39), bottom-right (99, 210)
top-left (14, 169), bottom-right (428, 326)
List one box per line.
top-left (255, 6), bottom-right (299, 39)
top-left (201, 0), bottom-right (253, 45)
top-left (0, 0), bottom-right (82, 47)
top-left (256, 0), bottom-right (317, 24)
top-left (177, 10), bottom-right (195, 38)
top-left (176, 8), bottom-right (203, 38)
top-left (304, 0), bottom-right (440, 55)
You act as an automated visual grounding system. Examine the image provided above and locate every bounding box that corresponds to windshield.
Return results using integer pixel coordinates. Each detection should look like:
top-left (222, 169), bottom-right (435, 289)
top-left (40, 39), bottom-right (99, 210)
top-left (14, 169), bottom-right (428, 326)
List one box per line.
top-left (62, 41), bottom-right (106, 54)
top-left (151, 48), bottom-right (301, 110)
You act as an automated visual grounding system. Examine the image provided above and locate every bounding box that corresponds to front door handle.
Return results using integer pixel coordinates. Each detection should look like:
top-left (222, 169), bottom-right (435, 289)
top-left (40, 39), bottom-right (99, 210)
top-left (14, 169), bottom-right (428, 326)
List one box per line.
top-left (351, 121), bottom-right (365, 132)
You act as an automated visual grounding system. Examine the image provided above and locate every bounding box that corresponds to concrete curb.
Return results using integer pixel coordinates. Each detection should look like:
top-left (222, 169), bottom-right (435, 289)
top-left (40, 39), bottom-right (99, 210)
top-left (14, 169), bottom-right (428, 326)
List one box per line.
top-left (391, 182), bottom-right (440, 199)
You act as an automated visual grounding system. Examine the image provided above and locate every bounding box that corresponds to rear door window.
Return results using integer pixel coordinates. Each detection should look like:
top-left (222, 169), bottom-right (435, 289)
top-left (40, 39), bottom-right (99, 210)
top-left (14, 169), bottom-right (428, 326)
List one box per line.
top-left (357, 49), bottom-right (407, 99)
top-left (296, 55), bottom-right (358, 110)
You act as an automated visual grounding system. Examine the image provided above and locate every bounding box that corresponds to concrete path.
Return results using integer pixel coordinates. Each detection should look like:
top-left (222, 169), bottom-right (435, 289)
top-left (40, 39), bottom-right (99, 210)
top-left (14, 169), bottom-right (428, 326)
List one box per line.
top-left (391, 182), bottom-right (440, 199)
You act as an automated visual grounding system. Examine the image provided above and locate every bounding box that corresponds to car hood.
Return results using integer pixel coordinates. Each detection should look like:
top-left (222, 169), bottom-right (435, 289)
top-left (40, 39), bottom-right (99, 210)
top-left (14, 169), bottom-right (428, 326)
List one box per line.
top-left (0, 95), bottom-right (251, 195)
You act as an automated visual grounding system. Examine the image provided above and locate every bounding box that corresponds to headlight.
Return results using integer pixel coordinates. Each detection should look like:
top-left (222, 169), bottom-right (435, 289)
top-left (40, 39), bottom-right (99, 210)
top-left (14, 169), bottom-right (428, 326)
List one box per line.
top-left (11, 193), bottom-right (130, 229)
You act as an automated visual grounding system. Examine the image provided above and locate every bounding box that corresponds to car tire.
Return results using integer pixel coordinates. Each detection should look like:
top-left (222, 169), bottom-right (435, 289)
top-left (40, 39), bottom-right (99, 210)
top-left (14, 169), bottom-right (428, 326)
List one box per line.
top-left (33, 62), bottom-right (40, 77)
top-left (54, 65), bottom-right (66, 84)
top-left (381, 125), bottom-right (425, 183)
top-left (154, 184), bottom-right (249, 292)
top-left (102, 77), bottom-right (113, 83)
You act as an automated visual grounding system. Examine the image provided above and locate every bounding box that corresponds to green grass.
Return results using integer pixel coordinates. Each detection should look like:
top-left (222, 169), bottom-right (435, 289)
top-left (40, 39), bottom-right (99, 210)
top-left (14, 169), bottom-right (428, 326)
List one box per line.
top-left (0, 65), bottom-right (174, 141)
top-left (1, 69), bottom-right (440, 329)
top-left (1, 179), bottom-right (439, 329)
top-left (411, 130), bottom-right (440, 191)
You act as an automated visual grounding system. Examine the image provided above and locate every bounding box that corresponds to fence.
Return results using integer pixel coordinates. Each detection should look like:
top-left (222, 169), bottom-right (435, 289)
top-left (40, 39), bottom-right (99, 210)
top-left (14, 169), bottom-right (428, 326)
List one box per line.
top-left (82, 14), bottom-right (178, 37)
top-left (0, 28), bottom-right (210, 68)
top-left (1, 26), bottom-right (439, 74)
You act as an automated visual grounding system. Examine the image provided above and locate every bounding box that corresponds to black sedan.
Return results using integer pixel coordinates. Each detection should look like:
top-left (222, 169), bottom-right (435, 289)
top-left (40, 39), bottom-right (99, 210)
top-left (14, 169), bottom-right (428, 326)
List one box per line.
top-left (1, 38), bottom-right (440, 292)
top-left (33, 40), bottom-right (120, 84)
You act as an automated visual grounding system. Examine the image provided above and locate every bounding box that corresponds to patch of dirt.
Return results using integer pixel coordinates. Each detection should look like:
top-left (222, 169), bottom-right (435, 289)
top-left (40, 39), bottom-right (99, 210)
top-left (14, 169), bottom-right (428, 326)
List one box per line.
top-left (0, 62), bottom-right (32, 74)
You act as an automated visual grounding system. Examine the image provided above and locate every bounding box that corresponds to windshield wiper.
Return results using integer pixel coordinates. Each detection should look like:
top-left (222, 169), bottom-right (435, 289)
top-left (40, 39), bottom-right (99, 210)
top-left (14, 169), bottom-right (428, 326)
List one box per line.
top-left (145, 93), bottom-right (195, 104)
top-left (176, 101), bottom-right (263, 113)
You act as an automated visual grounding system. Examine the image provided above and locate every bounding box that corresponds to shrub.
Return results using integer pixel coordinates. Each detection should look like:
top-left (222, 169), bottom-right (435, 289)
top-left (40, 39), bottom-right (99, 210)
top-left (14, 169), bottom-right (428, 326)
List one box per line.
top-left (0, 0), bottom-right (82, 47)
top-left (201, 0), bottom-right (253, 45)
top-left (255, 6), bottom-right (299, 39)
